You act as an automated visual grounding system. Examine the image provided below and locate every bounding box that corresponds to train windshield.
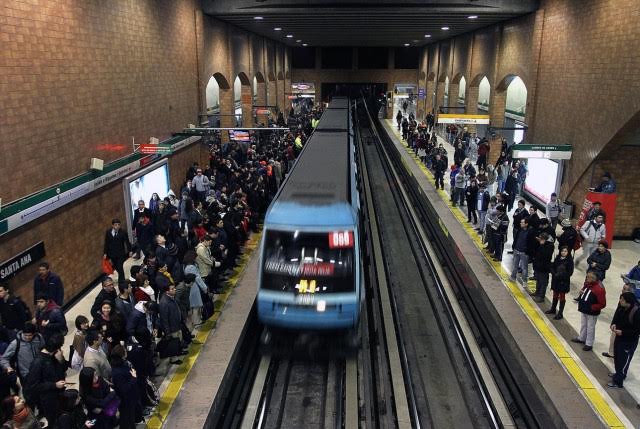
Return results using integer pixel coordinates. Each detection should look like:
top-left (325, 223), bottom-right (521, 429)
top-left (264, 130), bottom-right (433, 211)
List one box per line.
top-left (261, 230), bottom-right (355, 293)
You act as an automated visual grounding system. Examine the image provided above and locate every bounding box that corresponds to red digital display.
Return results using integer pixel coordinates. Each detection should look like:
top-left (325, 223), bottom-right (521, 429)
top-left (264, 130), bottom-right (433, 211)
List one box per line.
top-left (328, 231), bottom-right (354, 249)
top-left (301, 263), bottom-right (335, 277)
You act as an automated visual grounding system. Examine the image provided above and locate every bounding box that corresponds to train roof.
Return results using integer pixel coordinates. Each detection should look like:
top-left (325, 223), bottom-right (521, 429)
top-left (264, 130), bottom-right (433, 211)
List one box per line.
top-left (316, 108), bottom-right (349, 132)
top-left (276, 131), bottom-right (350, 205)
top-left (327, 97), bottom-right (349, 110)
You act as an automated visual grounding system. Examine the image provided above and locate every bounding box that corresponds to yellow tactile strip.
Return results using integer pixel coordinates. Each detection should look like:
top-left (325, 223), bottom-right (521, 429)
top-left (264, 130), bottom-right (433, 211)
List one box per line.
top-left (146, 230), bottom-right (262, 429)
top-left (385, 123), bottom-right (627, 428)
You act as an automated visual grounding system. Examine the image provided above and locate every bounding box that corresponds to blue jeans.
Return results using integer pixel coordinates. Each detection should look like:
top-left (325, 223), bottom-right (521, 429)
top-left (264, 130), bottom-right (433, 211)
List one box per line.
top-left (478, 210), bottom-right (487, 231)
top-left (510, 250), bottom-right (529, 281)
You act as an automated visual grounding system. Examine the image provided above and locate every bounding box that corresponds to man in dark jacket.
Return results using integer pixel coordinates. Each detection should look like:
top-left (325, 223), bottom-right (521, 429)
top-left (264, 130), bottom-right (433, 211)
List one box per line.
top-left (33, 294), bottom-right (67, 342)
top-left (572, 271), bottom-right (607, 351)
top-left (492, 205), bottom-right (509, 262)
top-left (433, 154), bottom-right (446, 190)
top-left (609, 292), bottom-right (640, 388)
top-left (103, 218), bottom-right (132, 285)
top-left (587, 240), bottom-right (612, 282)
top-left (510, 199), bottom-right (529, 247)
top-left (510, 218), bottom-right (535, 286)
top-left (24, 332), bottom-right (67, 426)
top-left (33, 262), bottom-right (64, 306)
top-left (159, 285), bottom-right (185, 365)
top-left (0, 284), bottom-right (31, 335)
top-left (90, 277), bottom-right (117, 318)
top-left (532, 233), bottom-right (555, 302)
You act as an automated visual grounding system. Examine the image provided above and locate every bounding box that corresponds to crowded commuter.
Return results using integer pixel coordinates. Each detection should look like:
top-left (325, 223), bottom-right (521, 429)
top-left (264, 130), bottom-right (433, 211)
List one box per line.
top-left (586, 201), bottom-right (606, 222)
top-left (576, 214), bottom-right (606, 265)
top-left (546, 246), bottom-right (574, 320)
top-left (0, 395), bottom-right (39, 429)
top-left (0, 285), bottom-right (30, 338)
top-left (0, 322), bottom-right (44, 385)
top-left (70, 315), bottom-right (89, 371)
top-left (475, 183), bottom-right (490, 234)
top-left (103, 219), bottom-right (132, 285)
top-left (78, 367), bottom-right (118, 429)
top-left (82, 329), bottom-right (111, 382)
top-left (608, 292), bottom-right (640, 389)
top-left (557, 219), bottom-right (578, 254)
top-left (572, 271), bottom-right (607, 351)
top-left (33, 294), bottom-right (67, 342)
top-left (586, 240), bottom-right (612, 282)
top-left (603, 283), bottom-right (636, 359)
top-left (90, 278), bottom-right (117, 319)
top-left (491, 205), bottom-right (509, 262)
top-left (109, 345), bottom-right (142, 428)
top-left (510, 218), bottom-right (535, 286)
top-left (33, 263), bottom-right (64, 307)
top-left (532, 233), bottom-right (554, 303)
top-left (621, 260), bottom-right (640, 287)
top-left (546, 192), bottom-right (561, 230)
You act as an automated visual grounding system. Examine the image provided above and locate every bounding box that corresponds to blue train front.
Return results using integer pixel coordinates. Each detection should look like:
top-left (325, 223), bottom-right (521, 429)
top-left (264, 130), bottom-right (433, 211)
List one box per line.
top-left (257, 97), bottom-right (362, 334)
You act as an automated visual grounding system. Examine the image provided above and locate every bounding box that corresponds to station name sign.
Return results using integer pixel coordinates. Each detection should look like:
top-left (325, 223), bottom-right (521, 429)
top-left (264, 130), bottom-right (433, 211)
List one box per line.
top-left (437, 114), bottom-right (490, 125)
top-left (0, 242), bottom-right (46, 281)
top-left (512, 144), bottom-right (573, 160)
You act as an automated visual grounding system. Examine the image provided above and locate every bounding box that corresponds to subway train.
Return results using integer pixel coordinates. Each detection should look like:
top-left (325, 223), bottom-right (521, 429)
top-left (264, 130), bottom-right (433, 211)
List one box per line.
top-left (257, 97), bottom-right (362, 338)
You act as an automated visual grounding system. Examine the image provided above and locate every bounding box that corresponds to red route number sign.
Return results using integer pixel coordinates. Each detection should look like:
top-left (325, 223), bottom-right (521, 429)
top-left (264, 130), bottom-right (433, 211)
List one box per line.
top-left (328, 231), bottom-right (354, 249)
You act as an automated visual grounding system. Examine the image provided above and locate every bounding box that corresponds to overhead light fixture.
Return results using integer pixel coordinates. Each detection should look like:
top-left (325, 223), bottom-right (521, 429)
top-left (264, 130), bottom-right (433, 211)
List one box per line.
top-left (254, 16), bottom-right (263, 20)
top-left (424, 34), bottom-right (431, 38)
top-left (404, 43), bottom-right (410, 47)
top-left (468, 15), bottom-right (478, 19)
top-left (296, 39), bottom-right (301, 43)
top-left (441, 26), bottom-right (450, 30)
top-left (302, 43), bottom-right (308, 47)
top-left (286, 34), bottom-right (293, 38)
top-left (274, 27), bottom-right (282, 31)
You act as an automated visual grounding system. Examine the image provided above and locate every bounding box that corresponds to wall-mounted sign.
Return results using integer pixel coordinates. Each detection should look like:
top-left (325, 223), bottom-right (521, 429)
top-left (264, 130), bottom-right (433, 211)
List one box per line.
top-left (437, 114), bottom-right (490, 125)
top-left (512, 144), bottom-right (573, 160)
top-left (0, 242), bottom-right (46, 281)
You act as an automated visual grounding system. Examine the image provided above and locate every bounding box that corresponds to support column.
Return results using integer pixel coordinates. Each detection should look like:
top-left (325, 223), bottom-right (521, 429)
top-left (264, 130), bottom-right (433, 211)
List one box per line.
top-left (449, 83), bottom-right (459, 109)
top-left (277, 78), bottom-right (285, 114)
top-left (241, 84), bottom-right (253, 127)
top-left (219, 88), bottom-right (234, 143)
top-left (426, 79), bottom-right (436, 113)
top-left (465, 86), bottom-right (479, 133)
top-left (256, 82), bottom-right (267, 126)
top-left (435, 81), bottom-right (446, 113)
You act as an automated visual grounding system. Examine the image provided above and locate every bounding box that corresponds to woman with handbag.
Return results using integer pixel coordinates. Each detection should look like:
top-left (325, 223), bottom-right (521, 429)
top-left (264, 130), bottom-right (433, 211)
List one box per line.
top-left (79, 367), bottom-right (120, 429)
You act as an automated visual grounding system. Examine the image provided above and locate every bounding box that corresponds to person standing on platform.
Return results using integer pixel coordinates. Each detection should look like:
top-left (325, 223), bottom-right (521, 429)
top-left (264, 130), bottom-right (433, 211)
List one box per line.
top-left (572, 271), bottom-right (607, 351)
top-left (608, 292), bottom-right (640, 389)
top-left (476, 183), bottom-right (490, 234)
top-left (557, 219), bottom-right (578, 255)
top-left (586, 201), bottom-right (606, 222)
top-left (587, 240), bottom-right (612, 283)
top-left (192, 168), bottom-right (211, 204)
top-left (433, 154), bottom-right (446, 190)
top-left (603, 283), bottom-right (636, 360)
top-left (0, 284), bottom-right (31, 337)
top-left (491, 205), bottom-right (509, 262)
top-left (510, 199), bottom-right (529, 249)
top-left (546, 192), bottom-right (561, 231)
top-left (621, 260), bottom-right (640, 287)
top-left (576, 214), bottom-right (606, 265)
top-left (103, 219), bottom-right (132, 285)
top-left (396, 110), bottom-right (403, 131)
top-left (532, 233), bottom-right (554, 303)
top-left (33, 262), bottom-right (64, 307)
top-left (90, 277), bottom-right (117, 319)
top-left (510, 218), bottom-right (534, 286)
top-left (546, 246), bottom-right (574, 320)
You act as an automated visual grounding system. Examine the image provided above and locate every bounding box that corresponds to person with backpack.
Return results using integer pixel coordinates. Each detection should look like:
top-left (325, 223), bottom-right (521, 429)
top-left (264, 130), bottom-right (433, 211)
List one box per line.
top-left (33, 294), bottom-right (67, 343)
top-left (0, 323), bottom-right (44, 385)
top-left (23, 333), bottom-right (67, 427)
top-left (576, 214), bottom-right (606, 265)
top-left (0, 285), bottom-right (31, 339)
top-left (183, 251), bottom-right (209, 327)
top-left (608, 292), bottom-right (640, 388)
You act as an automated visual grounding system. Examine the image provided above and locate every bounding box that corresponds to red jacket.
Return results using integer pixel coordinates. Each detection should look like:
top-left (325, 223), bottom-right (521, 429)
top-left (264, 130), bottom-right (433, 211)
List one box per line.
top-left (577, 280), bottom-right (606, 316)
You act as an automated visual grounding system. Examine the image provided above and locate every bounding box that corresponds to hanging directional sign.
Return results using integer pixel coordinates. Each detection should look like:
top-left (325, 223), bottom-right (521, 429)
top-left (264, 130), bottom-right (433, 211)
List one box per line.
top-left (512, 144), bottom-right (573, 160)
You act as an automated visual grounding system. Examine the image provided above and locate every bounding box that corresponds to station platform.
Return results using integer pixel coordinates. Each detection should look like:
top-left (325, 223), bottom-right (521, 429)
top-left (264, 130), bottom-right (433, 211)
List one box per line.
top-left (58, 232), bottom-right (262, 429)
top-left (382, 119), bottom-right (639, 428)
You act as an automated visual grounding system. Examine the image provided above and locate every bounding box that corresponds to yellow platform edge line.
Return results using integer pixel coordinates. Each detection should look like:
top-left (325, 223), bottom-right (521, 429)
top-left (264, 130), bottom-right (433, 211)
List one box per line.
top-left (146, 230), bottom-right (263, 429)
top-left (384, 122), bottom-right (625, 428)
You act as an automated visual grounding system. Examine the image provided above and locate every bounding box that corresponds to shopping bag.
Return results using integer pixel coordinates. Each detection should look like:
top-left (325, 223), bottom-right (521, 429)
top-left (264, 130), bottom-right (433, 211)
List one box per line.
top-left (102, 258), bottom-right (114, 275)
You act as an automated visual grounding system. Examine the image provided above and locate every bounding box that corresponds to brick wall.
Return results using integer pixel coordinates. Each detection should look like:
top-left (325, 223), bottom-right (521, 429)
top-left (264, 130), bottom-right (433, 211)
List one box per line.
top-left (0, 0), bottom-right (201, 202)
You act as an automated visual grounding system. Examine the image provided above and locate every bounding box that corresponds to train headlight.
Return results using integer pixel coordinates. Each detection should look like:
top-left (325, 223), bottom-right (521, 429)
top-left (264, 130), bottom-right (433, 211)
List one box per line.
top-left (316, 300), bottom-right (326, 312)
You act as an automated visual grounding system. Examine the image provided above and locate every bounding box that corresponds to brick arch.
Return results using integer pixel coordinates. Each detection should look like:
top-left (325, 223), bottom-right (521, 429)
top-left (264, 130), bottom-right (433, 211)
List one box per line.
top-left (236, 72), bottom-right (251, 86)
top-left (427, 71), bottom-right (436, 81)
top-left (268, 71), bottom-right (276, 82)
top-left (437, 72), bottom-right (448, 83)
top-left (419, 71), bottom-right (426, 80)
top-left (277, 70), bottom-right (284, 81)
top-left (212, 72), bottom-right (231, 90)
top-left (254, 71), bottom-right (266, 84)
top-left (285, 70), bottom-right (290, 79)
top-left (451, 73), bottom-right (465, 85)
top-left (469, 73), bottom-right (489, 88)
top-left (495, 70), bottom-right (528, 93)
